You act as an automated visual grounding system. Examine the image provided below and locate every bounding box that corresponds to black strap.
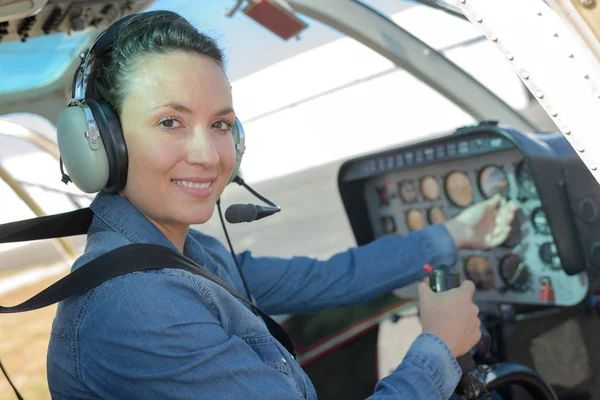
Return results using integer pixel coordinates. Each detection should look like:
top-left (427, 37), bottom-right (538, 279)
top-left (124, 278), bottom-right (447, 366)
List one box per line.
top-left (0, 208), bottom-right (93, 243)
top-left (0, 243), bottom-right (295, 358)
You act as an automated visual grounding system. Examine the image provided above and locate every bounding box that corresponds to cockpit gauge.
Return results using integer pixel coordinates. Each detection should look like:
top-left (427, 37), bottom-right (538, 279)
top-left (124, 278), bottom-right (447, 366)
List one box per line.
top-left (464, 255), bottom-right (495, 290)
top-left (428, 206), bottom-right (447, 224)
top-left (499, 254), bottom-right (531, 292)
top-left (531, 207), bottom-right (551, 235)
top-left (381, 216), bottom-right (396, 234)
top-left (539, 242), bottom-right (561, 270)
top-left (516, 161), bottom-right (537, 197)
top-left (501, 209), bottom-right (524, 248)
top-left (376, 186), bottom-right (389, 206)
top-left (445, 171), bottom-right (474, 207)
top-left (406, 209), bottom-right (426, 231)
top-left (398, 180), bottom-right (417, 203)
top-left (420, 176), bottom-right (440, 200)
top-left (478, 165), bottom-right (509, 198)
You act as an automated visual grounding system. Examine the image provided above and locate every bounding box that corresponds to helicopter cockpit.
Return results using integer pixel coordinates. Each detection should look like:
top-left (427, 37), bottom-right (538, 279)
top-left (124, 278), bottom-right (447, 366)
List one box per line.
top-left (1, 1), bottom-right (600, 399)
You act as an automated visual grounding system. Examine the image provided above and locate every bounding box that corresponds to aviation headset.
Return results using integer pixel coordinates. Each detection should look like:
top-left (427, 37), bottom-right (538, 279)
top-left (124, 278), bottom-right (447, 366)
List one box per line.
top-left (56, 14), bottom-right (246, 194)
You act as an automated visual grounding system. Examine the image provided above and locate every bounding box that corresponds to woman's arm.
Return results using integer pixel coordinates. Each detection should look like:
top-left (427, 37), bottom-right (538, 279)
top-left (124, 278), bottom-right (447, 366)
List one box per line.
top-left (239, 224), bottom-right (457, 315)
top-left (65, 268), bottom-right (460, 400)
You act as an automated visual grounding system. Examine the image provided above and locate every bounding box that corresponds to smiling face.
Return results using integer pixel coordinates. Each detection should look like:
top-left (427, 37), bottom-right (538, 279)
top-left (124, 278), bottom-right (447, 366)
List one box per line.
top-left (119, 50), bottom-right (236, 243)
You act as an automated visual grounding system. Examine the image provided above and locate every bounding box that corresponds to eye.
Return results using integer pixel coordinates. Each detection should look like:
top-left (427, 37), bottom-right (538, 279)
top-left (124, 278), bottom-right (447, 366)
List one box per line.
top-left (212, 120), bottom-right (233, 133)
top-left (158, 117), bottom-right (182, 130)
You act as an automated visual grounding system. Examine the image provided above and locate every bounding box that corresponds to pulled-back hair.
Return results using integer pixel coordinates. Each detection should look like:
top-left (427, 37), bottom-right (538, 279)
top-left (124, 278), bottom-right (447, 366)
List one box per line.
top-left (85, 10), bottom-right (225, 115)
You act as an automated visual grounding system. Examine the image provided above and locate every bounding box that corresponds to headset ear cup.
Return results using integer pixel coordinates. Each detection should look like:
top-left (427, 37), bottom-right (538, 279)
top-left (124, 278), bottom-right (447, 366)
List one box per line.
top-left (85, 98), bottom-right (128, 193)
top-left (229, 117), bottom-right (245, 184)
top-left (57, 104), bottom-right (110, 193)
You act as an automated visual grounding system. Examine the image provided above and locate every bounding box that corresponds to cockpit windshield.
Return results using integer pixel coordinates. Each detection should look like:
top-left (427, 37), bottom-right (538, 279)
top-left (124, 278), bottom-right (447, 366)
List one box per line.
top-left (0, 30), bottom-right (93, 95)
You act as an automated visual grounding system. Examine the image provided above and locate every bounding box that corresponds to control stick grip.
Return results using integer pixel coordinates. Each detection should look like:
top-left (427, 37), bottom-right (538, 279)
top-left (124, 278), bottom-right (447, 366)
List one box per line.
top-left (430, 268), bottom-right (476, 375)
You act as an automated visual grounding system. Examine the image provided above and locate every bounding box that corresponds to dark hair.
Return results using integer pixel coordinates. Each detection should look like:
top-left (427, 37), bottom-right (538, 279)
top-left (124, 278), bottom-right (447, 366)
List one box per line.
top-left (85, 10), bottom-right (225, 115)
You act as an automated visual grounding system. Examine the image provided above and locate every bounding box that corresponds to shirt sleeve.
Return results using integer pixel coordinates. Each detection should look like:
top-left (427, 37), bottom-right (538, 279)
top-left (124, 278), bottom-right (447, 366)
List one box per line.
top-left (369, 333), bottom-right (462, 400)
top-left (77, 270), bottom-right (306, 400)
top-left (238, 223), bottom-right (457, 315)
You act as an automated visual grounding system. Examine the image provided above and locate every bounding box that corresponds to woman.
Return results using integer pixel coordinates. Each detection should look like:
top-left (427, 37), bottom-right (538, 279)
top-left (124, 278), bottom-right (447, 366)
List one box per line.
top-left (47, 10), bottom-right (516, 400)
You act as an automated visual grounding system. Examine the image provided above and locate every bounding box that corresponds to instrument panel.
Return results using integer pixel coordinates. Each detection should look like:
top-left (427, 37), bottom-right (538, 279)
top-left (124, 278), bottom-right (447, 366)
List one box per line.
top-left (338, 125), bottom-right (590, 306)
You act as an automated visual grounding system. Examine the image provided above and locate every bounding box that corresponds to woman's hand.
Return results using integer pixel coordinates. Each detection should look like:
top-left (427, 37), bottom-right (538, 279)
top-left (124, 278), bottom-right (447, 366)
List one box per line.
top-left (444, 194), bottom-right (518, 250)
top-left (418, 279), bottom-right (481, 357)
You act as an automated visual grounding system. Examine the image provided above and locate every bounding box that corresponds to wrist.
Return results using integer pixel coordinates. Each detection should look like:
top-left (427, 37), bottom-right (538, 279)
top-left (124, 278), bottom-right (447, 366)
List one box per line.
top-left (444, 219), bottom-right (466, 250)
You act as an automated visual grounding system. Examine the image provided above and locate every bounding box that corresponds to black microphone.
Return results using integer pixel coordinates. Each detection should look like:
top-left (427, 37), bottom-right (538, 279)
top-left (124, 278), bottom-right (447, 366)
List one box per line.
top-left (225, 203), bottom-right (281, 223)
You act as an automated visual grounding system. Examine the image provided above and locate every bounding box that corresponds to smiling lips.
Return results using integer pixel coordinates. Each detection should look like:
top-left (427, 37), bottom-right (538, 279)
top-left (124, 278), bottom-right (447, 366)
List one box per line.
top-left (172, 178), bottom-right (215, 197)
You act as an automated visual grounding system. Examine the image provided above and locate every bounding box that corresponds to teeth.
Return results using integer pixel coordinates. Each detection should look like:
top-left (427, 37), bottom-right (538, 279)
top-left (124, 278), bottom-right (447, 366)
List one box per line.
top-left (173, 180), bottom-right (211, 189)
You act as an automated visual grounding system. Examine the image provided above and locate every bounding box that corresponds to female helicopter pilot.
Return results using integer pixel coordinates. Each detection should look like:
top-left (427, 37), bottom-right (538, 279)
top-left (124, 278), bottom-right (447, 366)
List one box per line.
top-left (47, 10), bottom-right (517, 400)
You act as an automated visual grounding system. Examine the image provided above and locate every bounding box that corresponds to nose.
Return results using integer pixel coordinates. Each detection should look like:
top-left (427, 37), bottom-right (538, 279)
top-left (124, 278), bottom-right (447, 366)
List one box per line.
top-left (186, 125), bottom-right (219, 167)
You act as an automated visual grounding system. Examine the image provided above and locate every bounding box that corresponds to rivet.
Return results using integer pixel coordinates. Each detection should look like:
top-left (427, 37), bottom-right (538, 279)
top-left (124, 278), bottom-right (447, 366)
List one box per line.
top-left (535, 91), bottom-right (544, 99)
top-left (475, 16), bottom-right (483, 23)
top-left (490, 34), bottom-right (499, 42)
top-left (554, 33), bottom-right (559, 38)
top-left (569, 54), bottom-right (575, 58)
top-left (585, 74), bottom-right (590, 79)
top-left (576, 144), bottom-right (585, 152)
top-left (538, 12), bottom-right (543, 16)
top-left (506, 53), bottom-right (515, 61)
top-left (591, 164), bottom-right (598, 171)
top-left (562, 127), bottom-right (571, 135)
top-left (549, 109), bottom-right (558, 117)
top-left (457, 0), bottom-right (466, 3)
top-left (520, 71), bottom-right (530, 80)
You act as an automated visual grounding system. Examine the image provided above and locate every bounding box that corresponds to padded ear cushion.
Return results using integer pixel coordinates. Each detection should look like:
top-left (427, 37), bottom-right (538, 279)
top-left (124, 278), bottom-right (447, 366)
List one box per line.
top-left (85, 98), bottom-right (128, 193)
top-left (229, 117), bottom-right (245, 184)
top-left (56, 104), bottom-right (110, 193)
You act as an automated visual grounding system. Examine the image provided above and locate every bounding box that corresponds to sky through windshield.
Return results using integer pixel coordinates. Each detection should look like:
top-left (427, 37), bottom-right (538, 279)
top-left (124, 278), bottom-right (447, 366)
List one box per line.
top-left (0, 0), bottom-right (410, 96)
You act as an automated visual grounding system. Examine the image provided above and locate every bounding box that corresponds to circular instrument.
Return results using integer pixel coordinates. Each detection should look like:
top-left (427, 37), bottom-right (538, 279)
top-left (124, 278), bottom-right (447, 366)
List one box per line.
top-left (376, 186), bottom-right (389, 206)
top-left (398, 180), bottom-right (417, 203)
top-left (501, 209), bottom-right (523, 248)
top-left (539, 242), bottom-right (561, 270)
top-left (445, 171), bottom-right (474, 207)
top-left (406, 209), bottom-right (426, 231)
top-left (499, 254), bottom-right (531, 292)
top-left (381, 216), bottom-right (396, 234)
top-left (428, 206), bottom-right (447, 224)
top-left (478, 165), bottom-right (509, 198)
top-left (464, 255), bottom-right (495, 290)
top-left (516, 161), bottom-right (536, 197)
top-left (420, 176), bottom-right (440, 200)
top-left (531, 207), bottom-right (551, 235)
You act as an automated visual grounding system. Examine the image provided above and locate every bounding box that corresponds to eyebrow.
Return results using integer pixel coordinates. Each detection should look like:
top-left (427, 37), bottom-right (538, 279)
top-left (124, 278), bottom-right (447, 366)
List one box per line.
top-left (151, 102), bottom-right (235, 116)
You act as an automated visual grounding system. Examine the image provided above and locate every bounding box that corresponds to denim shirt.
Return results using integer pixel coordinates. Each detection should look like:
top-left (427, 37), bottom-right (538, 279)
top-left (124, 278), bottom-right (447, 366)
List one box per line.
top-left (47, 191), bottom-right (461, 399)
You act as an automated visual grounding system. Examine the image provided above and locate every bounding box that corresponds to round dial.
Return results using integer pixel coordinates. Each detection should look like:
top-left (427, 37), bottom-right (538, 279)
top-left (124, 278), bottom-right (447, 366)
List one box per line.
top-left (398, 180), bottom-right (417, 203)
top-left (499, 254), bottom-right (531, 292)
top-left (376, 186), bottom-right (389, 206)
top-left (516, 161), bottom-right (536, 197)
top-left (428, 206), bottom-right (447, 224)
top-left (464, 255), bottom-right (495, 290)
top-left (420, 176), bottom-right (440, 200)
top-left (406, 209), bottom-right (426, 231)
top-left (445, 171), bottom-right (473, 207)
top-left (381, 216), bottom-right (396, 234)
top-left (501, 209), bottom-right (523, 248)
top-left (539, 242), bottom-right (561, 270)
top-left (478, 165), bottom-right (509, 198)
top-left (531, 207), bottom-right (551, 235)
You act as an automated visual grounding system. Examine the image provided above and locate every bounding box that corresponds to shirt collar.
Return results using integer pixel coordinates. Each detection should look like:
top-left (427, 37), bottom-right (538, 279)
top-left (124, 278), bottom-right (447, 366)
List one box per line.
top-left (90, 191), bottom-right (180, 252)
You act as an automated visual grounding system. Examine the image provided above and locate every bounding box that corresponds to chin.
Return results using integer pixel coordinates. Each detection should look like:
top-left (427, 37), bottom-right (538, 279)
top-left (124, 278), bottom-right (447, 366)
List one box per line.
top-left (179, 205), bottom-right (215, 226)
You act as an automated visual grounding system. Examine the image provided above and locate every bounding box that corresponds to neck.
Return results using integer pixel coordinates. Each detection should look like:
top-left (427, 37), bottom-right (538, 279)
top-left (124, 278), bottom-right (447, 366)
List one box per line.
top-left (148, 219), bottom-right (189, 253)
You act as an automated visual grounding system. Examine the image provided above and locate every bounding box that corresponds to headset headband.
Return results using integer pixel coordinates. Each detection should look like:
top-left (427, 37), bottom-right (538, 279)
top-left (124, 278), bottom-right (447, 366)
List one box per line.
top-left (72, 15), bottom-right (136, 100)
